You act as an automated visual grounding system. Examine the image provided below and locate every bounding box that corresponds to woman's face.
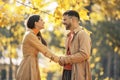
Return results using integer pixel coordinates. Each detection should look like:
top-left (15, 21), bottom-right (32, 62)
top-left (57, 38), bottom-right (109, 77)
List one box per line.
top-left (35, 18), bottom-right (45, 30)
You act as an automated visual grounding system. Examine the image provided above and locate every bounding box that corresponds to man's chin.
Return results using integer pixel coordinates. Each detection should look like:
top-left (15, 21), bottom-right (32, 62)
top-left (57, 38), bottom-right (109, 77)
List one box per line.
top-left (66, 27), bottom-right (70, 30)
top-left (66, 28), bottom-right (69, 30)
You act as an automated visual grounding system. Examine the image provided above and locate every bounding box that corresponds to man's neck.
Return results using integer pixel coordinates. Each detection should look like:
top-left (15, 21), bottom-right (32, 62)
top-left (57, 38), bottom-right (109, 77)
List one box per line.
top-left (70, 24), bottom-right (79, 32)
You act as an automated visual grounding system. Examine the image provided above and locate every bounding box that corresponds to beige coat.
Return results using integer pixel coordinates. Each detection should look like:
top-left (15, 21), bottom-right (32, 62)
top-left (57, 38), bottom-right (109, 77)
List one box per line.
top-left (16, 29), bottom-right (59, 80)
top-left (64, 27), bottom-right (92, 80)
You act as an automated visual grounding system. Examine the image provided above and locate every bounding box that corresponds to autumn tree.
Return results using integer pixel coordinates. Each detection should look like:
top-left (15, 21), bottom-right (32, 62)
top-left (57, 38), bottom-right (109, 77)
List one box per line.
top-left (0, 0), bottom-right (120, 80)
top-left (85, 0), bottom-right (120, 79)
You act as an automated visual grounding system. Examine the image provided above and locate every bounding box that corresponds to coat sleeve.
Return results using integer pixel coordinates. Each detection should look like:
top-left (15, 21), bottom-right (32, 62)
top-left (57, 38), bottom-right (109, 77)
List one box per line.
top-left (64, 31), bottom-right (91, 64)
top-left (26, 33), bottom-right (59, 63)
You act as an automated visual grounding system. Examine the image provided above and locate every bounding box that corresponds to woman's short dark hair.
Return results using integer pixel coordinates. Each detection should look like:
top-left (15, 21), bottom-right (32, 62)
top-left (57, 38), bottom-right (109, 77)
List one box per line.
top-left (26, 15), bottom-right (40, 29)
top-left (63, 10), bottom-right (80, 20)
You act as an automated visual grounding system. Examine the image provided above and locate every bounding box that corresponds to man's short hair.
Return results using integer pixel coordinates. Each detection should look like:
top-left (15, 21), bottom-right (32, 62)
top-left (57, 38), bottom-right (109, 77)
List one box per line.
top-left (63, 10), bottom-right (80, 20)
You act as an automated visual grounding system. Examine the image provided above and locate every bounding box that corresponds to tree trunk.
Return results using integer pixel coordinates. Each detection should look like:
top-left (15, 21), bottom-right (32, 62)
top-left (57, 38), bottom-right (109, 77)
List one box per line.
top-left (9, 57), bottom-right (13, 80)
top-left (107, 52), bottom-right (111, 77)
top-left (114, 53), bottom-right (118, 80)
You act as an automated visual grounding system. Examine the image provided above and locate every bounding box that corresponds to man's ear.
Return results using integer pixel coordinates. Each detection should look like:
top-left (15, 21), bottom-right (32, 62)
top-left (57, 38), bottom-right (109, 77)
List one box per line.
top-left (70, 18), bottom-right (73, 22)
top-left (71, 17), bottom-right (76, 23)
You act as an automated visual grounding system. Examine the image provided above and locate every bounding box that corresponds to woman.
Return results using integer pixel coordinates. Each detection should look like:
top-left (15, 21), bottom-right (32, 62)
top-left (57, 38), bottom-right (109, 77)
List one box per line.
top-left (16, 15), bottom-right (59, 80)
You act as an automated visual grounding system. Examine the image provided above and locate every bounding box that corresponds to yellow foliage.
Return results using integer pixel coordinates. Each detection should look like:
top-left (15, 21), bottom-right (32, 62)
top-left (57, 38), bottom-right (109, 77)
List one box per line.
top-left (90, 12), bottom-right (105, 24)
top-left (11, 47), bottom-right (17, 58)
top-left (92, 48), bottom-right (98, 56)
top-left (40, 68), bottom-right (47, 80)
top-left (103, 77), bottom-right (110, 80)
top-left (53, 0), bottom-right (90, 26)
top-left (16, 6), bottom-right (26, 15)
top-left (0, 3), bottom-right (25, 26)
top-left (0, 1), bottom-right (94, 80)
top-left (108, 41), bottom-right (112, 46)
top-left (100, 71), bottom-right (104, 76)
top-left (95, 57), bottom-right (101, 62)
top-left (90, 63), bottom-right (95, 69)
top-left (60, 37), bottom-right (65, 47)
top-left (79, 9), bottom-right (89, 20)
top-left (1, 36), bottom-right (6, 44)
top-left (114, 47), bottom-right (118, 53)
top-left (0, 0), bottom-right (4, 4)
top-left (54, 30), bottom-right (61, 37)
top-left (31, 0), bottom-right (42, 7)
top-left (54, 7), bottom-right (62, 20)
top-left (106, 40), bottom-right (113, 47)
top-left (116, 10), bottom-right (120, 20)
top-left (99, 68), bottom-right (104, 76)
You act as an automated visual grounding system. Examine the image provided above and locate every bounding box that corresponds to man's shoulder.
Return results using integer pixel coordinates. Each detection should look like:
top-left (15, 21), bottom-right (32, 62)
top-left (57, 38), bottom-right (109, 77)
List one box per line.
top-left (77, 29), bottom-right (91, 38)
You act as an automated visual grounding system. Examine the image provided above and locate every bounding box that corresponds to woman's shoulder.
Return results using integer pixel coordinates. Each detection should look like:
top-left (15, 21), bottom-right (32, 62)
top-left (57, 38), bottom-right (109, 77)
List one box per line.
top-left (26, 30), bottom-right (35, 36)
top-left (23, 31), bottom-right (35, 41)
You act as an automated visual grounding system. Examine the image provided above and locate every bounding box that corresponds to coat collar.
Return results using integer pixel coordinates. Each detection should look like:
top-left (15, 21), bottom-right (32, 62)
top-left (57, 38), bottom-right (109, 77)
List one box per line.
top-left (26, 28), bottom-right (34, 33)
top-left (67, 26), bottom-right (84, 37)
top-left (26, 28), bottom-right (38, 35)
top-left (73, 26), bottom-right (84, 34)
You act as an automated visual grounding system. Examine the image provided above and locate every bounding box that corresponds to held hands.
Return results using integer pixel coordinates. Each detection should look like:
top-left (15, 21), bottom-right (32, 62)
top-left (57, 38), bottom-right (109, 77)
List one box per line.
top-left (59, 56), bottom-right (66, 66)
top-left (51, 55), bottom-right (71, 66)
top-left (49, 54), bottom-right (70, 66)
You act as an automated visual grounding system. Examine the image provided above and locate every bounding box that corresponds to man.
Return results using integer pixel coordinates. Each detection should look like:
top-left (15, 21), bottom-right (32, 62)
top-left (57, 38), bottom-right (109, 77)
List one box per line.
top-left (59, 10), bottom-right (92, 80)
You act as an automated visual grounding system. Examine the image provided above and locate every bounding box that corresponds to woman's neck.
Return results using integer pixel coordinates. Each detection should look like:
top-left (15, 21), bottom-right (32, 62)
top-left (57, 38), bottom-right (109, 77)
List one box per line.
top-left (32, 28), bottom-right (39, 35)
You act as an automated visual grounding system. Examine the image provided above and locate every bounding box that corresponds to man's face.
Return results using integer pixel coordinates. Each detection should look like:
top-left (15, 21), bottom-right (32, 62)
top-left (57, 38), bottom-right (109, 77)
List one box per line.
top-left (62, 15), bottom-right (72, 30)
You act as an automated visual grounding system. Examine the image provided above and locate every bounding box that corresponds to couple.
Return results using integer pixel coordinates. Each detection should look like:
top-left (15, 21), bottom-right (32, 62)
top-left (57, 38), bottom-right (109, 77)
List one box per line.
top-left (16, 10), bottom-right (92, 80)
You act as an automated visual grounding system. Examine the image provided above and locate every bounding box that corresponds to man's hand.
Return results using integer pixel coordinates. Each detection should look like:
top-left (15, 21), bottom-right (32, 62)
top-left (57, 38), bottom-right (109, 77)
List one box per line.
top-left (59, 56), bottom-right (65, 66)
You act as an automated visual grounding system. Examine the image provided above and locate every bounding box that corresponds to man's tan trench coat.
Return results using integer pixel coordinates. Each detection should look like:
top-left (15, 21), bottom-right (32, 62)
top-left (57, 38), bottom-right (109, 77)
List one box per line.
top-left (64, 27), bottom-right (92, 80)
top-left (16, 29), bottom-right (59, 80)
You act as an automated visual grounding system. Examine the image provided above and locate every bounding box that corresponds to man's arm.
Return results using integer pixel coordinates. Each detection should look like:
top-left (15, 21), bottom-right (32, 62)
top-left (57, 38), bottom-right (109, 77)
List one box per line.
top-left (59, 31), bottom-right (91, 65)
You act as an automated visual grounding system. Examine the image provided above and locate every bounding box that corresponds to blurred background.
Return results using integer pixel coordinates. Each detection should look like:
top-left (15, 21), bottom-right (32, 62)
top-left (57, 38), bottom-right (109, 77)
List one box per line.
top-left (0, 0), bottom-right (120, 80)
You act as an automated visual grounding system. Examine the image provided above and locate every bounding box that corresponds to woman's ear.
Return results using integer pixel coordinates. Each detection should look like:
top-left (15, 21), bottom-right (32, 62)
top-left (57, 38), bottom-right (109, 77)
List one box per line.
top-left (35, 22), bottom-right (37, 26)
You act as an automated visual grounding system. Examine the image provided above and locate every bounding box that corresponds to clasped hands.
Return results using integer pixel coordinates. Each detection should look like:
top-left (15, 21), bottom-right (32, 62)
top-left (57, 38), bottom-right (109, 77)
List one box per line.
top-left (59, 56), bottom-right (68, 66)
top-left (50, 54), bottom-right (70, 66)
